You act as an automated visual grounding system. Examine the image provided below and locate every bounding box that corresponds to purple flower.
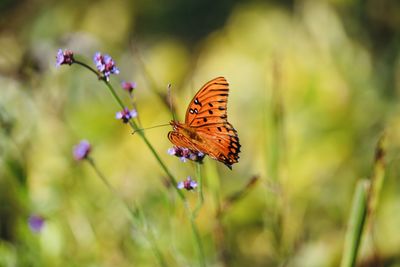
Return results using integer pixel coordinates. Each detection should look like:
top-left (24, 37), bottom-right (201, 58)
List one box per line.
top-left (116, 108), bottom-right (137, 123)
top-left (28, 214), bottom-right (45, 233)
top-left (93, 52), bottom-right (119, 81)
top-left (168, 146), bottom-right (205, 163)
top-left (73, 140), bottom-right (91, 160)
top-left (56, 49), bottom-right (74, 66)
top-left (121, 81), bottom-right (136, 94)
top-left (177, 176), bottom-right (198, 191)
top-left (167, 147), bottom-right (176, 155)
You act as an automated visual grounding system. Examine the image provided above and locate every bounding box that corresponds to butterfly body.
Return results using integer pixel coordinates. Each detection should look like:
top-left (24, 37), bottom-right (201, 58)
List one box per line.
top-left (170, 121), bottom-right (203, 143)
top-left (168, 77), bottom-right (240, 169)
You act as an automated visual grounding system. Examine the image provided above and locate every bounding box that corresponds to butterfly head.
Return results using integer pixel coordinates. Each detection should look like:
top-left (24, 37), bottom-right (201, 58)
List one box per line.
top-left (170, 120), bottom-right (186, 131)
top-left (170, 120), bottom-right (178, 131)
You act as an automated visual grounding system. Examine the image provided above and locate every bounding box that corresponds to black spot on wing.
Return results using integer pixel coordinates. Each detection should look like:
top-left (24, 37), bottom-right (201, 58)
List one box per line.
top-left (194, 98), bottom-right (202, 107)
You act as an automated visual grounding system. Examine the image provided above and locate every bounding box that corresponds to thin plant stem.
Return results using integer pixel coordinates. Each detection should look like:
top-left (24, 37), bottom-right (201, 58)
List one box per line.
top-left (182, 201), bottom-right (206, 267)
top-left (86, 157), bottom-right (168, 267)
top-left (188, 163), bottom-right (206, 266)
top-left (265, 59), bottom-right (284, 182)
top-left (130, 95), bottom-right (143, 128)
top-left (190, 216), bottom-right (206, 267)
top-left (104, 76), bottom-right (184, 199)
top-left (193, 162), bottom-right (204, 218)
top-left (205, 161), bottom-right (229, 266)
top-left (263, 60), bottom-right (287, 261)
top-left (74, 61), bottom-right (101, 78)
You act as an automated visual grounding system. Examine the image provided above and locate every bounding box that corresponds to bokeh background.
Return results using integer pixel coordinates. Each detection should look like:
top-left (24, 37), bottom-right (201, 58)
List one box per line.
top-left (1, 0), bottom-right (400, 266)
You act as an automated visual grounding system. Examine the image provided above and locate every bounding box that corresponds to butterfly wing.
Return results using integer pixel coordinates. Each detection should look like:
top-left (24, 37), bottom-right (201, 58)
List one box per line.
top-left (196, 122), bottom-right (240, 168)
top-left (183, 77), bottom-right (241, 168)
top-left (185, 77), bottom-right (230, 127)
top-left (168, 130), bottom-right (200, 152)
top-left (168, 123), bottom-right (240, 169)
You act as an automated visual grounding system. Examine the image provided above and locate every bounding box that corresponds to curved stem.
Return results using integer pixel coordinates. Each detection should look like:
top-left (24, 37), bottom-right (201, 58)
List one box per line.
top-left (102, 81), bottom-right (184, 200)
top-left (74, 60), bottom-right (101, 78)
top-left (103, 80), bottom-right (126, 108)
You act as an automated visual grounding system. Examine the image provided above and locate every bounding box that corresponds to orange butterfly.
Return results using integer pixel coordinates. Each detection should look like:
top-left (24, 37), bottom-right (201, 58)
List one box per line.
top-left (168, 77), bottom-right (241, 169)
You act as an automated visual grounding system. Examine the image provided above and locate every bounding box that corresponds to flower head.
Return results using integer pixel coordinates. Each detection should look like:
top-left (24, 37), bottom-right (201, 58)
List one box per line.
top-left (93, 52), bottom-right (119, 81)
top-left (116, 107), bottom-right (137, 123)
top-left (56, 49), bottom-right (74, 66)
top-left (73, 140), bottom-right (91, 160)
top-left (168, 146), bottom-right (205, 163)
top-left (177, 176), bottom-right (198, 191)
top-left (121, 81), bottom-right (136, 94)
top-left (28, 214), bottom-right (45, 233)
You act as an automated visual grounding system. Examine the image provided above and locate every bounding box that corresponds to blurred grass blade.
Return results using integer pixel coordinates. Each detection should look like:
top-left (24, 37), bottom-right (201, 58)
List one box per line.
top-left (340, 179), bottom-right (370, 267)
top-left (367, 133), bottom-right (387, 223)
top-left (219, 175), bottom-right (259, 217)
top-left (265, 59), bottom-right (284, 181)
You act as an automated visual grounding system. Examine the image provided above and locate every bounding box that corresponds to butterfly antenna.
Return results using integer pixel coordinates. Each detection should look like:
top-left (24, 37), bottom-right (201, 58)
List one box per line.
top-left (167, 83), bottom-right (176, 121)
top-left (132, 123), bottom-right (170, 135)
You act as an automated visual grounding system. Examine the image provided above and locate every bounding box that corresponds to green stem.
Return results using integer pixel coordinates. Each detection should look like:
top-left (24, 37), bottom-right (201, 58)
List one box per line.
top-left (74, 61), bottom-right (101, 78)
top-left (102, 77), bottom-right (184, 200)
top-left (103, 80), bottom-right (126, 108)
top-left (190, 217), bottom-right (206, 267)
top-left (87, 157), bottom-right (116, 196)
top-left (183, 201), bottom-right (206, 267)
top-left (340, 180), bottom-right (370, 267)
top-left (193, 163), bottom-right (204, 218)
top-left (131, 96), bottom-right (143, 128)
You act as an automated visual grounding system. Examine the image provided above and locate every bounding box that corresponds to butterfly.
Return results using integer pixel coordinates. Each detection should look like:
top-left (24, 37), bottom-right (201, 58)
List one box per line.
top-left (168, 77), bottom-right (241, 169)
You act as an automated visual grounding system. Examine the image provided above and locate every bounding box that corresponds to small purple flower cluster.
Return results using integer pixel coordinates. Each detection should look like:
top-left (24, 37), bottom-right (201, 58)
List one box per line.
top-left (177, 176), bottom-right (198, 191)
top-left (168, 146), bottom-right (205, 163)
top-left (56, 49), bottom-right (74, 66)
top-left (117, 82), bottom-right (137, 123)
top-left (93, 52), bottom-right (120, 81)
top-left (121, 81), bottom-right (136, 94)
top-left (116, 107), bottom-right (137, 123)
top-left (73, 140), bottom-right (91, 160)
top-left (28, 214), bottom-right (45, 233)
top-left (56, 49), bottom-right (139, 123)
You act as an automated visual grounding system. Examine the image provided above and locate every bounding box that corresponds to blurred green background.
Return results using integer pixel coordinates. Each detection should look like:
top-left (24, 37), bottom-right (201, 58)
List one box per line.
top-left (1, 0), bottom-right (400, 266)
